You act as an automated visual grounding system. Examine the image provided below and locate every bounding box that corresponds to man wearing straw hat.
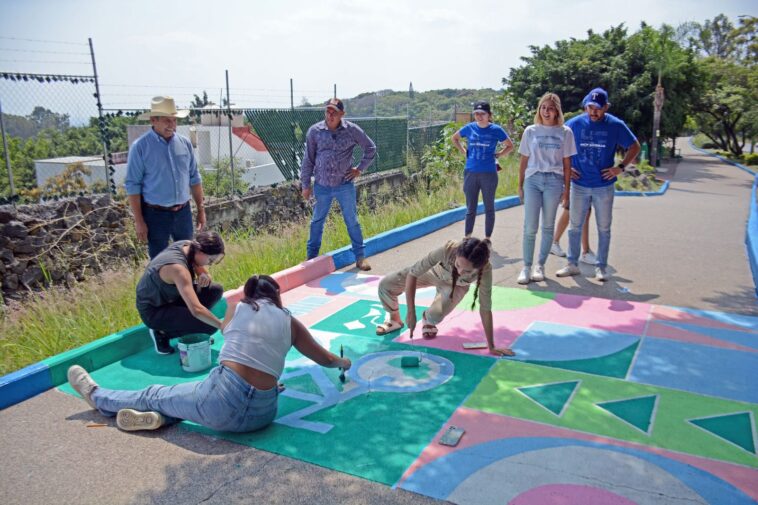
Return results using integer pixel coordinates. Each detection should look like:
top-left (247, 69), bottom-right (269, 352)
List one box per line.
top-left (125, 96), bottom-right (206, 259)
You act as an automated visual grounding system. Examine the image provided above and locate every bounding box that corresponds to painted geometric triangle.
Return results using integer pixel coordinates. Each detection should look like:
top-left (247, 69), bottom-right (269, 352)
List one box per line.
top-left (688, 412), bottom-right (756, 454)
top-left (596, 395), bottom-right (658, 435)
top-left (516, 380), bottom-right (580, 416)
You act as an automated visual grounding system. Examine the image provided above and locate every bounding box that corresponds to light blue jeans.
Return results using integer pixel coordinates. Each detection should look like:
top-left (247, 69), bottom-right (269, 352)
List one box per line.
top-left (91, 365), bottom-right (279, 433)
top-left (307, 182), bottom-right (365, 260)
top-left (522, 172), bottom-right (564, 267)
top-left (567, 183), bottom-right (614, 269)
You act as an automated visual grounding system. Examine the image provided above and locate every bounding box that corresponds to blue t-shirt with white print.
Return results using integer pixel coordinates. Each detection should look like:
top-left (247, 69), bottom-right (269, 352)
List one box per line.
top-left (458, 122), bottom-right (509, 173)
top-left (566, 113), bottom-right (636, 188)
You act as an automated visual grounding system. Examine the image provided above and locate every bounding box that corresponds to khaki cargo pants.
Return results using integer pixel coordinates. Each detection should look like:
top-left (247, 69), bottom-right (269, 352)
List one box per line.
top-left (378, 267), bottom-right (470, 325)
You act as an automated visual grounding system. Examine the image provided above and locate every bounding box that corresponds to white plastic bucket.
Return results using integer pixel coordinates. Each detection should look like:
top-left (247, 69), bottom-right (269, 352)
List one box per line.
top-left (177, 334), bottom-right (211, 373)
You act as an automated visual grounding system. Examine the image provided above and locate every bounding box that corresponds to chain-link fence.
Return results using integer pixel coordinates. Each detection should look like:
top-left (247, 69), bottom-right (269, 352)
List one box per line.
top-left (1, 39), bottom-right (450, 203)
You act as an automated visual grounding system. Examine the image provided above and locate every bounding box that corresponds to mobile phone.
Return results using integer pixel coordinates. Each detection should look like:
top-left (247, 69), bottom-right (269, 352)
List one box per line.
top-left (462, 342), bottom-right (488, 349)
top-left (438, 425), bottom-right (465, 446)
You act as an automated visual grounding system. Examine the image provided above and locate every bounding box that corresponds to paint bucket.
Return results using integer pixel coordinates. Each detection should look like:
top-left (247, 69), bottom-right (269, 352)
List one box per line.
top-left (177, 334), bottom-right (211, 373)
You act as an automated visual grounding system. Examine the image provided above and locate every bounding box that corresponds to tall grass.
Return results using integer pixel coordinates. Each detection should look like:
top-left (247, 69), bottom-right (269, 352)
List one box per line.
top-left (0, 157), bottom-right (519, 375)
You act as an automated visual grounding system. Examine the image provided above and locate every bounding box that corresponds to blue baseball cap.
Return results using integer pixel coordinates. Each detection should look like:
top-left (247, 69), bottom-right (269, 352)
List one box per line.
top-left (585, 88), bottom-right (608, 108)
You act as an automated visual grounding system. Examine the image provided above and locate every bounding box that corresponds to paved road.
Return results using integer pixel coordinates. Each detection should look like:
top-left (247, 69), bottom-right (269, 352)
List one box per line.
top-left (1, 140), bottom-right (755, 505)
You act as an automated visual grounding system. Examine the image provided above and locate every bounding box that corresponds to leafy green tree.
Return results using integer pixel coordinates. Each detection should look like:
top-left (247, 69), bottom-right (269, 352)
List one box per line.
top-left (200, 156), bottom-right (248, 198)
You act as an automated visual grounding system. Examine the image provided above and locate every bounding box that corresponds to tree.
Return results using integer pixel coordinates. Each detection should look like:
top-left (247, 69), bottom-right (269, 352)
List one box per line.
top-left (28, 106), bottom-right (70, 131)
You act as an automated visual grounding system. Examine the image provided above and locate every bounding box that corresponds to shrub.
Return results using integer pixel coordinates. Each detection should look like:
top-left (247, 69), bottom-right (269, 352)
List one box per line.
top-left (743, 153), bottom-right (758, 166)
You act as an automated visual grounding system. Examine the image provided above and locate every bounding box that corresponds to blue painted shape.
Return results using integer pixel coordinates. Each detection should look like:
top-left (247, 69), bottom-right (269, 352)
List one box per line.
top-left (667, 305), bottom-right (758, 331)
top-left (629, 337), bottom-right (758, 403)
top-left (657, 321), bottom-right (758, 350)
top-left (510, 322), bottom-right (639, 361)
top-left (615, 179), bottom-right (670, 197)
top-left (0, 362), bottom-right (52, 410)
top-left (398, 436), bottom-right (756, 505)
top-left (327, 196), bottom-right (521, 269)
top-left (286, 296), bottom-right (333, 317)
top-left (689, 138), bottom-right (757, 176)
top-left (747, 175), bottom-right (758, 298)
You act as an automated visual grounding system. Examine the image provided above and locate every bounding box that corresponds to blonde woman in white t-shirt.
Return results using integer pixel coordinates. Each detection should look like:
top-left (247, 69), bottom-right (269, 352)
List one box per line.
top-left (516, 93), bottom-right (577, 284)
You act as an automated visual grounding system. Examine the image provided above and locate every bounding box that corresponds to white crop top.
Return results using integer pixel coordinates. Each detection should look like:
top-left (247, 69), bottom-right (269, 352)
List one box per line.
top-left (219, 300), bottom-right (292, 379)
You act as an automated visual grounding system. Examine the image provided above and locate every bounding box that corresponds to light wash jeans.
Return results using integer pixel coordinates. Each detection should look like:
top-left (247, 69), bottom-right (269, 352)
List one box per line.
top-left (522, 172), bottom-right (564, 267)
top-left (463, 171), bottom-right (499, 238)
top-left (91, 365), bottom-right (279, 433)
top-left (308, 182), bottom-right (365, 260)
top-left (567, 183), bottom-right (614, 269)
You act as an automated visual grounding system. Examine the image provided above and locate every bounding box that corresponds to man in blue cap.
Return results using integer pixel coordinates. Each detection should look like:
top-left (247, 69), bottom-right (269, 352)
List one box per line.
top-left (556, 88), bottom-right (640, 282)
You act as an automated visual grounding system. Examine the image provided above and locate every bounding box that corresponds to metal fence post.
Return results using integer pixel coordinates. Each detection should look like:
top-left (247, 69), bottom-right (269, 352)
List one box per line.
top-left (89, 38), bottom-right (113, 194)
top-left (0, 98), bottom-right (16, 203)
top-left (225, 70), bottom-right (235, 195)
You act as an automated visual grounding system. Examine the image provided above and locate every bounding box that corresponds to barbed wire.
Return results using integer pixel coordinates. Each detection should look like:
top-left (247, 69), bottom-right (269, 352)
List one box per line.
top-left (0, 36), bottom-right (88, 46)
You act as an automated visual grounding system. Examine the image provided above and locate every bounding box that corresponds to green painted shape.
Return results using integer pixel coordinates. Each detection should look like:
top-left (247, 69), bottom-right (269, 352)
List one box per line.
top-left (517, 381), bottom-right (579, 416)
top-left (527, 341), bottom-right (639, 378)
top-left (186, 345), bottom-right (494, 485)
top-left (464, 360), bottom-right (758, 468)
top-left (311, 299), bottom-right (426, 342)
top-left (461, 285), bottom-right (554, 311)
top-left (597, 395), bottom-right (657, 433)
top-left (690, 413), bottom-right (756, 454)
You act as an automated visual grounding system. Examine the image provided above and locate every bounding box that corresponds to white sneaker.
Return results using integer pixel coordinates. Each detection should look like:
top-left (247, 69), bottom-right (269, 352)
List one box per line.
top-left (67, 365), bottom-right (98, 409)
top-left (580, 251), bottom-right (597, 265)
top-left (117, 409), bottom-right (165, 431)
top-left (517, 267), bottom-right (531, 285)
top-left (595, 267), bottom-right (609, 282)
top-left (550, 242), bottom-right (566, 257)
top-left (556, 264), bottom-right (581, 277)
top-left (531, 265), bottom-right (545, 282)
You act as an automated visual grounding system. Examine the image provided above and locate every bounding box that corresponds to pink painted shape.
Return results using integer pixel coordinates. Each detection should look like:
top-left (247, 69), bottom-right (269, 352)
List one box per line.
top-left (392, 295), bottom-right (649, 355)
top-left (651, 305), bottom-right (758, 333)
top-left (646, 322), bottom-right (756, 352)
top-left (398, 408), bottom-right (758, 502)
top-left (509, 484), bottom-right (638, 505)
top-left (223, 256), bottom-right (335, 306)
top-left (275, 255), bottom-right (335, 293)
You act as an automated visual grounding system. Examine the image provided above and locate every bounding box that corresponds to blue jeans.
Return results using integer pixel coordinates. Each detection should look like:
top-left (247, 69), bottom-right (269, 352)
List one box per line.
top-left (568, 183), bottom-right (614, 269)
top-left (463, 171), bottom-right (499, 237)
top-left (522, 172), bottom-right (564, 267)
top-left (142, 203), bottom-right (194, 259)
top-left (308, 182), bottom-right (365, 260)
top-left (91, 365), bottom-right (279, 433)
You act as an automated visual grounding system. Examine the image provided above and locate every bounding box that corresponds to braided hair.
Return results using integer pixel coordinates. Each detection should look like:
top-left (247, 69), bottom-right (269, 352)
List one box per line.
top-left (449, 237), bottom-right (490, 309)
top-left (241, 274), bottom-right (284, 311)
top-left (187, 231), bottom-right (224, 278)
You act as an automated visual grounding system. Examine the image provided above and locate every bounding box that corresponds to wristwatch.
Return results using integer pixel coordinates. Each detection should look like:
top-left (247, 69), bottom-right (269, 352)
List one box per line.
top-left (617, 163), bottom-right (626, 172)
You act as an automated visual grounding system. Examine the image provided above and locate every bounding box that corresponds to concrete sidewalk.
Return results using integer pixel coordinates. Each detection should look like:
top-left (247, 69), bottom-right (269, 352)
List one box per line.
top-left (365, 140), bottom-right (757, 315)
top-left (1, 140), bottom-right (755, 505)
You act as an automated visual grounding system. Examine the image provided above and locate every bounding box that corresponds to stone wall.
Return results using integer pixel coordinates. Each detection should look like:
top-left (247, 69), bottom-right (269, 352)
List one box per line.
top-left (0, 195), bottom-right (140, 302)
top-left (0, 169), bottom-right (414, 302)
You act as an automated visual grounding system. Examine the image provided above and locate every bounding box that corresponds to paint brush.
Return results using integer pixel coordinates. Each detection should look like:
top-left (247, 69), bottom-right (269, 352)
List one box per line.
top-left (339, 344), bottom-right (346, 383)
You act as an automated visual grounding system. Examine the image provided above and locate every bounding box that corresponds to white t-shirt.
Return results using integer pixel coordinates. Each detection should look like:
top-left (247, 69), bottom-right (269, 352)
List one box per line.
top-left (518, 124), bottom-right (577, 179)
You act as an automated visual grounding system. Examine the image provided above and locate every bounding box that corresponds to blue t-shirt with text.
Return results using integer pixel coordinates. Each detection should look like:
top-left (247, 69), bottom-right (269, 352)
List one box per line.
top-left (566, 113), bottom-right (636, 188)
top-left (458, 122), bottom-right (509, 173)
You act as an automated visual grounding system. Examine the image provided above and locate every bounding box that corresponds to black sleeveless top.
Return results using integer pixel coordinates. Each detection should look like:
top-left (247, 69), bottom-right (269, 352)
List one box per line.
top-left (135, 241), bottom-right (191, 311)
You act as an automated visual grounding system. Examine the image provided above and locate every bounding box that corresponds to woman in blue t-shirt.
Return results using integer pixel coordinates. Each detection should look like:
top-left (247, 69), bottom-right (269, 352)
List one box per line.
top-left (452, 101), bottom-right (513, 241)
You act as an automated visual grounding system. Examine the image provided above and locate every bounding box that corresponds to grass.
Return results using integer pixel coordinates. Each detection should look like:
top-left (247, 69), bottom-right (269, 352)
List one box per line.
top-left (0, 158), bottom-right (521, 375)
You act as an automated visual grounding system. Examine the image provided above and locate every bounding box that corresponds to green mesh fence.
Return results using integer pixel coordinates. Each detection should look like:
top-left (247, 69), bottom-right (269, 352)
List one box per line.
top-left (245, 109), bottom-right (417, 182)
top-left (408, 123), bottom-right (447, 162)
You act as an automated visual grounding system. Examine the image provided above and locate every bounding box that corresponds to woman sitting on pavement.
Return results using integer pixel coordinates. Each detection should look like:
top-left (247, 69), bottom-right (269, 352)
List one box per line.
top-left (68, 274), bottom-right (351, 433)
top-left (375, 237), bottom-right (514, 357)
top-left (136, 231), bottom-right (226, 355)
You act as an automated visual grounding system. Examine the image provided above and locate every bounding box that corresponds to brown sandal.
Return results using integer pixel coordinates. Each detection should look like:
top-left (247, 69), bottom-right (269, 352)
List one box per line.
top-left (376, 320), bottom-right (404, 335)
top-left (422, 324), bottom-right (438, 339)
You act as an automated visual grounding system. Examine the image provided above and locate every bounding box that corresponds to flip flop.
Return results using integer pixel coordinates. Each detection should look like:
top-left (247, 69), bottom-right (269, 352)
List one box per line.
top-left (422, 324), bottom-right (438, 339)
top-left (376, 320), bottom-right (404, 335)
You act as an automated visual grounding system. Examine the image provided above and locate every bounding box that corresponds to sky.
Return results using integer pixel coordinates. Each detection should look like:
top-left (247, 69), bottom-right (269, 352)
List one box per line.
top-left (0, 0), bottom-right (755, 114)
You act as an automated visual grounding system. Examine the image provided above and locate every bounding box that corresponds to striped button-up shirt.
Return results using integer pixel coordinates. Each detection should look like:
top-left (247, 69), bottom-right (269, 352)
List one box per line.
top-left (300, 119), bottom-right (376, 189)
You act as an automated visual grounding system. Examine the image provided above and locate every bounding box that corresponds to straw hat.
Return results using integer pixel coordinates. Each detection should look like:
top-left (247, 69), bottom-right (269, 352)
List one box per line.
top-left (138, 96), bottom-right (190, 120)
